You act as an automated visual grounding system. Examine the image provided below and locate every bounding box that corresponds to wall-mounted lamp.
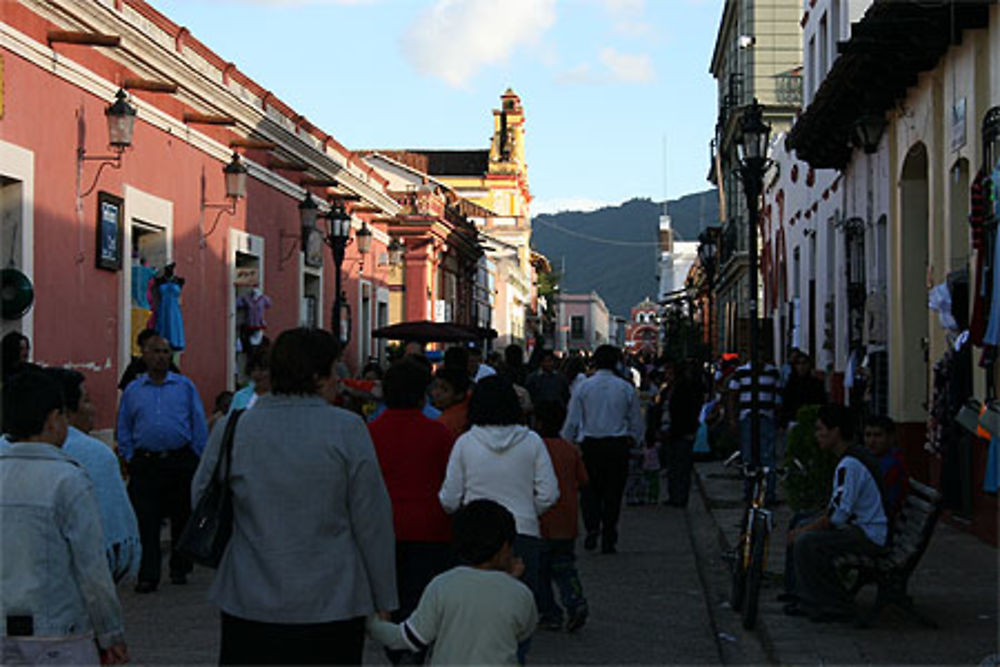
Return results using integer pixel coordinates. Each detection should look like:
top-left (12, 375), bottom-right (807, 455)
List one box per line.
top-left (201, 153), bottom-right (248, 241)
top-left (78, 88), bottom-right (136, 197)
top-left (853, 112), bottom-right (887, 154)
top-left (388, 237), bottom-right (405, 267)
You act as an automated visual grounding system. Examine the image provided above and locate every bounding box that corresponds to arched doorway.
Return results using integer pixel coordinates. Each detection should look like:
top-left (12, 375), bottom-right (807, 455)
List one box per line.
top-left (898, 143), bottom-right (930, 421)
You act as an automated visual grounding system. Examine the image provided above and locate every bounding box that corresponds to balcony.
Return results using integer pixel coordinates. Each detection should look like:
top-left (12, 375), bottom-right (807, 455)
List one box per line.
top-left (774, 70), bottom-right (803, 107)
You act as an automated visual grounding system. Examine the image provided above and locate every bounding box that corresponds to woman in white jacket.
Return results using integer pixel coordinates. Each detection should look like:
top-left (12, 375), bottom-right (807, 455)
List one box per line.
top-left (439, 375), bottom-right (559, 607)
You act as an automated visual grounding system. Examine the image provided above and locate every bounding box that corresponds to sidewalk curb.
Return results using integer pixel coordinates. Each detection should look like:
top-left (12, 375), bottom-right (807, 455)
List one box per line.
top-left (692, 464), bottom-right (778, 664)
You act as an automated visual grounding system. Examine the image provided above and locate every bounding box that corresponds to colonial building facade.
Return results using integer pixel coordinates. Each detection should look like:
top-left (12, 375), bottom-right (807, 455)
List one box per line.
top-left (0, 0), bottom-right (420, 433)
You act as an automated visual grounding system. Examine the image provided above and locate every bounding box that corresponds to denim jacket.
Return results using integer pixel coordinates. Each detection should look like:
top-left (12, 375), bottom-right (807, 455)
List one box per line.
top-left (0, 443), bottom-right (125, 647)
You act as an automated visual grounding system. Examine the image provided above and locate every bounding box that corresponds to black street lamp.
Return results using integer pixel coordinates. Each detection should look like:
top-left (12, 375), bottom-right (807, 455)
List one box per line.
top-left (736, 98), bottom-right (771, 470)
top-left (324, 203), bottom-right (353, 345)
top-left (697, 227), bottom-right (718, 350)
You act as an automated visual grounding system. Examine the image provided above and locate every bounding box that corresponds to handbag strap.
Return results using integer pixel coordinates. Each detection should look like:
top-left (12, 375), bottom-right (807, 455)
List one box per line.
top-left (218, 409), bottom-right (245, 484)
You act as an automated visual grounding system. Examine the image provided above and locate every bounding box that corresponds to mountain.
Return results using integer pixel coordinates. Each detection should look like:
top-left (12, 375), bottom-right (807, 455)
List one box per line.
top-left (530, 189), bottom-right (720, 318)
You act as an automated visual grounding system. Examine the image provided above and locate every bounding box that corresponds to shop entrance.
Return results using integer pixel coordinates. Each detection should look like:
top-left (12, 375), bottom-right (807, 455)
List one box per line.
top-left (128, 221), bottom-right (169, 357)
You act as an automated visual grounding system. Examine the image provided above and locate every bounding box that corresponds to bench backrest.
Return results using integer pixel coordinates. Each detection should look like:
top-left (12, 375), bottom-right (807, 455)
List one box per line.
top-left (881, 478), bottom-right (942, 574)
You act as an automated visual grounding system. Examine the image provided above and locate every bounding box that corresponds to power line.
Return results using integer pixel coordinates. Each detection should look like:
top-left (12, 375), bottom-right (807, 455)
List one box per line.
top-left (533, 216), bottom-right (662, 247)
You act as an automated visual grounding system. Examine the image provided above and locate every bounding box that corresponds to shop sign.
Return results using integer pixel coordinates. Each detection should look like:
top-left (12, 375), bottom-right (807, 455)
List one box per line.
top-left (95, 192), bottom-right (123, 271)
top-left (234, 267), bottom-right (259, 286)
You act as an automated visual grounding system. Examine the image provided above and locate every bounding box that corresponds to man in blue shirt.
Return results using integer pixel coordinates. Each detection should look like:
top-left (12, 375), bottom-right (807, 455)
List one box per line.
top-left (118, 335), bottom-right (208, 593)
top-left (561, 345), bottom-right (643, 554)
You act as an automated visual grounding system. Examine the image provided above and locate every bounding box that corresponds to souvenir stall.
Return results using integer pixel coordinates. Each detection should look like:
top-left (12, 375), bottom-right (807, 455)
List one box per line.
top-left (951, 107), bottom-right (1000, 532)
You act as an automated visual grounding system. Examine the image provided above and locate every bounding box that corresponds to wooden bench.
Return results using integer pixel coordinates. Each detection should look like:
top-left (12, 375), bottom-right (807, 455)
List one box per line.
top-left (835, 477), bottom-right (943, 628)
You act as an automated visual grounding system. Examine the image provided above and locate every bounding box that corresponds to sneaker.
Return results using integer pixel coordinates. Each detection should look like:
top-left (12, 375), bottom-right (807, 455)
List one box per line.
top-left (601, 544), bottom-right (617, 555)
top-left (566, 607), bottom-right (589, 632)
top-left (538, 617), bottom-right (563, 632)
top-left (170, 572), bottom-right (188, 585)
top-left (583, 533), bottom-right (599, 551)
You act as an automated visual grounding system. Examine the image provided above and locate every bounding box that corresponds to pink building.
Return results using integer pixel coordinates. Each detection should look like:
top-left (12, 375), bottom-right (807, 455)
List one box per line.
top-left (0, 0), bottom-right (401, 433)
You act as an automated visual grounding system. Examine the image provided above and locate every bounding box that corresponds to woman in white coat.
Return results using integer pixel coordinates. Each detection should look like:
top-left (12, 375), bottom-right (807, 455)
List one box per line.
top-left (439, 375), bottom-right (559, 608)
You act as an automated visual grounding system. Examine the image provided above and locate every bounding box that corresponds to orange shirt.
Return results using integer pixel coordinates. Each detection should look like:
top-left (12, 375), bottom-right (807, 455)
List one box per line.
top-left (437, 396), bottom-right (470, 437)
top-left (539, 437), bottom-right (589, 540)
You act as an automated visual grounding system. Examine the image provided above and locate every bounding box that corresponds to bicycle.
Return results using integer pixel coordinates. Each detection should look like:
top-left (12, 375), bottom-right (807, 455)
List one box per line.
top-left (724, 451), bottom-right (799, 630)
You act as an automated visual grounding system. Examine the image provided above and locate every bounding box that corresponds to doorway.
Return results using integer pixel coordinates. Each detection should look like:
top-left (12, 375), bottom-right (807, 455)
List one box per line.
top-left (898, 143), bottom-right (930, 421)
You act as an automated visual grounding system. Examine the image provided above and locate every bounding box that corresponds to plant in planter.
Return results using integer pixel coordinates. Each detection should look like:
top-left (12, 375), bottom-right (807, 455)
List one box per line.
top-left (782, 404), bottom-right (838, 512)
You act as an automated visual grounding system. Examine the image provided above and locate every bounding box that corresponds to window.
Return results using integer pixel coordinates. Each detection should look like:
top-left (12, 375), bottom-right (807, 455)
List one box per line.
top-left (570, 316), bottom-right (585, 339)
top-left (807, 36), bottom-right (816, 102)
top-left (819, 14), bottom-right (828, 79)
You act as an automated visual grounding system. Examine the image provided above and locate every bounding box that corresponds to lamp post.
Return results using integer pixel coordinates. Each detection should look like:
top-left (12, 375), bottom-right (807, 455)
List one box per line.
top-left (736, 98), bottom-right (771, 470)
top-left (325, 203), bottom-right (353, 345)
top-left (697, 228), bottom-right (718, 351)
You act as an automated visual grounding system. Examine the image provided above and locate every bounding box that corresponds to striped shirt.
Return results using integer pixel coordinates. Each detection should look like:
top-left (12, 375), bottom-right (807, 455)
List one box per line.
top-left (728, 363), bottom-right (782, 420)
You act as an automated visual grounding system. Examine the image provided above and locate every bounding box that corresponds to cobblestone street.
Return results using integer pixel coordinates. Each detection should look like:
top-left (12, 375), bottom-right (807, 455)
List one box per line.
top-left (120, 500), bottom-right (722, 665)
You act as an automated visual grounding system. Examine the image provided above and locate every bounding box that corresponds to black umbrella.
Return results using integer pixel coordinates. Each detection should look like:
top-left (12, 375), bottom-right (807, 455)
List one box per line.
top-left (371, 321), bottom-right (480, 343)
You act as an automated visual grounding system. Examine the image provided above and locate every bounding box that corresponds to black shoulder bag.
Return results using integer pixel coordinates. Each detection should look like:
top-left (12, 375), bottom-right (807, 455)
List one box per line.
top-left (176, 409), bottom-right (244, 568)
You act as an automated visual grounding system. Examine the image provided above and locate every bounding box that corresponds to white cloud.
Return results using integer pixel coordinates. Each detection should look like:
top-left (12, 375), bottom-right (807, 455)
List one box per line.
top-left (400, 0), bottom-right (557, 87)
top-left (599, 47), bottom-right (655, 83)
top-left (532, 197), bottom-right (618, 216)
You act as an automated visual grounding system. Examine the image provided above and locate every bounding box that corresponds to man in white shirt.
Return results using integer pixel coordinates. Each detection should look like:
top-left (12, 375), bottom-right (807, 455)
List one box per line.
top-left (784, 404), bottom-right (887, 623)
top-left (561, 345), bottom-right (643, 554)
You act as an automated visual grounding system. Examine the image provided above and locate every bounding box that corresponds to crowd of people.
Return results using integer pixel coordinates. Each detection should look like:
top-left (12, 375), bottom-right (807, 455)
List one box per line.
top-left (0, 326), bottom-right (911, 663)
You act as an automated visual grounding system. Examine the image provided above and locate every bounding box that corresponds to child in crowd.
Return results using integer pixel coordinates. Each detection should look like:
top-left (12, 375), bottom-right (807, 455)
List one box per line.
top-left (366, 499), bottom-right (536, 665)
top-left (864, 415), bottom-right (908, 521)
top-left (533, 400), bottom-right (590, 632)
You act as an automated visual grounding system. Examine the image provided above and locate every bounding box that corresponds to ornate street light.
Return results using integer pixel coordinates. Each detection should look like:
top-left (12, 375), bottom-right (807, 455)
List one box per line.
top-left (736, 98), bottom-right (771, 471)
top-left (325, 203), bottom-right (353, 345)
top-left (79, 88), bottom-right (137, 196)
top-left (387, 237), bottom-right (405, 267)
top-left (223, 153), bottom-right (248, 200)
top-left (298, 192), bottom-right (319, 229)
top-left (697, 228), bottom-right (718, 351)
top-left (105, 88), bottom-right (137, 150)
top-left (853, 112), bottom-right (887, 154)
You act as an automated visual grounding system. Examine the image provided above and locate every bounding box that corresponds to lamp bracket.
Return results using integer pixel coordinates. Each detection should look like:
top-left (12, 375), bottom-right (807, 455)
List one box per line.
top-left (77, 146), bottom-right (125, 198)
top-left (278, 230), bottom-right (301, 269)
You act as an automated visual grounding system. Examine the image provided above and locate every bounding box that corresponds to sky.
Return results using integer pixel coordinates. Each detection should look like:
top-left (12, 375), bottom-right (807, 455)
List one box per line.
top-left (151, 0), bottom-right (721, 215)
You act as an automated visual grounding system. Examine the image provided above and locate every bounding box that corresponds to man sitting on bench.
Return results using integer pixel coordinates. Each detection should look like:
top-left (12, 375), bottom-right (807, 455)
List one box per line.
top-left (784, 404), bottom-right (888, 623)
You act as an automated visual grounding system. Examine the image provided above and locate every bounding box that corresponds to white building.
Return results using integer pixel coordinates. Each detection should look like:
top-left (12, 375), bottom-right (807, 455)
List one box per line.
top-left (657, 212), bottom-right (699, 301)
top-left (555, 292), bottom-right (611, 353)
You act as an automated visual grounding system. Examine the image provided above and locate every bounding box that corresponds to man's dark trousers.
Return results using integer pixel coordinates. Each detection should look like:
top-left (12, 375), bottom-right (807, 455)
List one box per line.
top-left (128, 447), bottom-right (198, 585)
top-left (664, 434), bottom-right (695, 506)
top-left (580, 436), bottom-right (631, 550)
top-left (794, 524), bottom-right (883, 614)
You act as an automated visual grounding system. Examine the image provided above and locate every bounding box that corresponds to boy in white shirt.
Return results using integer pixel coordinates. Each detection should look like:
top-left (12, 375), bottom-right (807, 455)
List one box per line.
top-left (367, 499), bottom-right (537, 665)
top-left (784, 404), bottom-right (887, 623)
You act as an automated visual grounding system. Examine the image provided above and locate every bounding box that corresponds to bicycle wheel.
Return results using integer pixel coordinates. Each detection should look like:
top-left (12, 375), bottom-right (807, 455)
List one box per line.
top-left (741, 516), bottom-right (768, 630)
top-left (730, 530), bottom-right (748, 612)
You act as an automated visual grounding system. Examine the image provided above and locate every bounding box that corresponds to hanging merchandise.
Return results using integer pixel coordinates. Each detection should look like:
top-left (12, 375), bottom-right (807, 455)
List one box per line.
top-left (131, 257), bottom-right (155, 309)
top-left (155, 263), bottom-right (186, 351)
top-left (237, 287), bottom-right (272, 349)
top-left (985, 435), bottom-right (999, 493)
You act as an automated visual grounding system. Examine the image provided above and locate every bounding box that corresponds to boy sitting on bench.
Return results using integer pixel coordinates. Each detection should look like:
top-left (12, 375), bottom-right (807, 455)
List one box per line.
top-left (784, 404), bottom-right (888, 623)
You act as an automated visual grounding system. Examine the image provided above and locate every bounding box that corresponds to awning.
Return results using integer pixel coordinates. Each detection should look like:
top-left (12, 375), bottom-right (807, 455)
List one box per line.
top-left (371, 321), bottom-right (497, 343)
top-left (786, 0), bottom-right (991, 170)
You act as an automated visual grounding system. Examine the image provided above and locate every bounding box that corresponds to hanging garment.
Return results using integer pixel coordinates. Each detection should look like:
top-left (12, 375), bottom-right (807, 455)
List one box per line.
top-left (156, 281), bottom-right (185, 351)
top-left (985, 435), bottom-right (999, 493)
top-left (236, 292), bottom-right (272, 330)
top-left (969, 169), bottom-right (991, 346)
top-left (981, 231), bottom-right (1000, 346)
top-left (131, 264), bottom-right (155, 309)
top-left (131, 307), bottom-right (152, 355)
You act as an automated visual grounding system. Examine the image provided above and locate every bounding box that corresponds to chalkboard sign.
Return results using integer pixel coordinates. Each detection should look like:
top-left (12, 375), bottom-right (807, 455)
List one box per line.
top-left (96, 191), bottom-right (124, 271)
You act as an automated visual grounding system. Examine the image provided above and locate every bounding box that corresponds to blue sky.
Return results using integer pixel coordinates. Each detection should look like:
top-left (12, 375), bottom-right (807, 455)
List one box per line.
top-left (152, 0), bottom-right (721, 215)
